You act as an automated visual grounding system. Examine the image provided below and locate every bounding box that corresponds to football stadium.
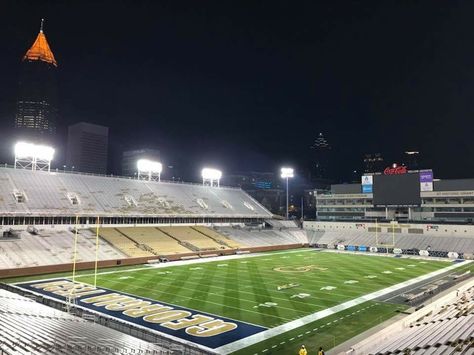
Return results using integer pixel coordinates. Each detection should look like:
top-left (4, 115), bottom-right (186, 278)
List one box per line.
top-left (1, 6), bottom-right (474, 355)
top-left (0, 161), bottom-right (473, 355)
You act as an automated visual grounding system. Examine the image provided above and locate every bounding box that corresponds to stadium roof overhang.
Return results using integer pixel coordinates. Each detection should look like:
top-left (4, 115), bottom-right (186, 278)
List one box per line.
top-left (0, 212), bottom-right (271, 219)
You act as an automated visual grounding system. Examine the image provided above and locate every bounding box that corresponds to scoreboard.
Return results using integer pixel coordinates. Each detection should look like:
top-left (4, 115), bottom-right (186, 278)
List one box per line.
top-left (372, 172), bottom-right (422, 207)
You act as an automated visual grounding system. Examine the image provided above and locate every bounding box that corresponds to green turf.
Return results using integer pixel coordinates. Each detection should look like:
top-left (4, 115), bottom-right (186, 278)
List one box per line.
top-left (71, 250), bottom-right (447, 328)
top-left (3, 249), bottom-right (457, 353)
top-left (232, 301), bottom-right (408, 355)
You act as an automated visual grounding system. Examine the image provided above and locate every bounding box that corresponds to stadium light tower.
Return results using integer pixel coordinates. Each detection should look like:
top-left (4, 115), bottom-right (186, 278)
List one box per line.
top-left (281, 167), bottom-right (294, 219)
top-left (137, 159), bottom-right (162, 181)
top-left (14, 142), bottom-right (55, 172)
top-left (202, 168), bottom-right (222, 187)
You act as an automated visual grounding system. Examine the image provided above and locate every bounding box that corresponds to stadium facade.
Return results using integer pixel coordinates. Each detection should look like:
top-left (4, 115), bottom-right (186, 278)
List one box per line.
top-left (316, 171), bottom-right (474, 223)
top-left (15, 21), bottom-right (58, 137)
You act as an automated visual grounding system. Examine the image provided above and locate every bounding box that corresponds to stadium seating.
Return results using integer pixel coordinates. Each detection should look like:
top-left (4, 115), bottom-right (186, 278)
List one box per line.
top-left (217, 227), bottom-right (307, 247)
top-left (117, 227), bottom-right (192, 255)
top-left (0, 167), bottom-right (272, 217)
top-left (0, 289), bottom-right (165, 354)
top-left (159, 226), bottom-right (228, 251)
top-left (97, 228), bottom-right (154, 258)
top-left (368, 287), bottom-right (474, 354)
top-left (0, 230), bottom-right (125, 269)
top-left (307, 229), bottom-right (474, 254)
top-left (191, 226), bottom-right (246, 248)
top-left (265, 219), bottom-right (299, 228)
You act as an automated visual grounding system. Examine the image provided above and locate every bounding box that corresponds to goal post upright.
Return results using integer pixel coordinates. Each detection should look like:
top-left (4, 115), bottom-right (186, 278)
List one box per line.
top-left (71, 215), bottom-right (79, 283)
top-left (94, 216), bottom-right (100, 288)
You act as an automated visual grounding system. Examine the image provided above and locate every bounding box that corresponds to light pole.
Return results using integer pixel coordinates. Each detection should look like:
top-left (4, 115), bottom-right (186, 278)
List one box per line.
top-left (281, 167), bottom-right (294, 220)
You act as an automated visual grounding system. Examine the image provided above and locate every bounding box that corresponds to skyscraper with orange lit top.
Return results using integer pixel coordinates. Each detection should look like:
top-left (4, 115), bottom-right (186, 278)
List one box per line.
top-left (15, 20), bottom-right (58, 137)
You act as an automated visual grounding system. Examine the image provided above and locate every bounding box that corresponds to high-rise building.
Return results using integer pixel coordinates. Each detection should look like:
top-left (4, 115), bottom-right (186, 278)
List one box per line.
top-left (121, 148), bottom-right (161, 177)
top-left (363, 153), bottom-right (384, 173)
top-left (310, 132), bottom-right (331, 178)
top-left (404, 151), bottom-right (420, 170)
top-left (66, 122), bottom-right (108, 174)
top-left (15, 20), bottom-right (58, 138)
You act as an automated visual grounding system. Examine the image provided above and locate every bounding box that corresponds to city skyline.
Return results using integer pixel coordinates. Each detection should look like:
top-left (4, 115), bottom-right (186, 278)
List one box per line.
top-left (14, 19), bottom-right (58, 137)
top-left (1, 2), bottom-right (473, 182)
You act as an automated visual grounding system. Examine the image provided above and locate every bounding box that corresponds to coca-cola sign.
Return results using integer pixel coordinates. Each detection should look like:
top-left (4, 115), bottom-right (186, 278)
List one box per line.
top-left (384, 165), bottom-right (407, 175)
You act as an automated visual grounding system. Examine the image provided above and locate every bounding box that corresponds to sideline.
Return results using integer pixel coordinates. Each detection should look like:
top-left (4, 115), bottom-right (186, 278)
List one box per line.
top-left (214, 260), bottom-right (472, 354)
top-left (9, 248), bottom-right (312, 284)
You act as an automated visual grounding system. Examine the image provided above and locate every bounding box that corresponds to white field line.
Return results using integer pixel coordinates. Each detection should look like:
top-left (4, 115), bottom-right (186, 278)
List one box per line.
top-left (112, 260), bottom-right (433, 304)
top-left (75, 252), bottom-right (444, 298)
top-left (98, 277), bottom-right (306, 320)
top-left (214, 260), bottom-right (472, 354)
top-left (14, 248), bottom-right (314, 285)
top-left (68, 248), bottom-right (315, 279)
top-left (107, 271), bottom-right (329, 311)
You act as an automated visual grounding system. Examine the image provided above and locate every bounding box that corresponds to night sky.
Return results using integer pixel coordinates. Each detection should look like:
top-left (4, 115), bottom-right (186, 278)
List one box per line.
top-left (1, 1), bottom-right (474, 182)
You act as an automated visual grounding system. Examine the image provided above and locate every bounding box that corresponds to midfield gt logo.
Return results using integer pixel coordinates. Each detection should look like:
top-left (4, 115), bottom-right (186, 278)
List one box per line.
top-left (273, 265), bottom-right (328, 273)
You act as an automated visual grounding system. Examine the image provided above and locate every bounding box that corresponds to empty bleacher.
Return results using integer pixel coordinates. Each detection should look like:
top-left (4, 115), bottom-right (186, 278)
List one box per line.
top-left (307, 229), bottom-right (474, 254)
top-left (217, 226), bottom-right (306, 247)
top-left (117, 227), bottom-right (192, 255)
top-left (0, 289), bottom-right (165, 355)
top-left (191, 226), bottom-right (246, 248)
top-left (368, 287), bottom-right (474, 354)
top-left (159, 226), bottom-right (228, 252)
top-left (0, 167), bottom-right (272, 218)
top-left (97, 228), bottom-right (154, 258)
top-left (0, 230), bottom-right (125, 270)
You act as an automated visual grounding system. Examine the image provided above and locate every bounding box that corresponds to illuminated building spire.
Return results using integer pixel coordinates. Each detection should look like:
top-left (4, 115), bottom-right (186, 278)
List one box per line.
top-left (23, 19), bottom-right (57, 66)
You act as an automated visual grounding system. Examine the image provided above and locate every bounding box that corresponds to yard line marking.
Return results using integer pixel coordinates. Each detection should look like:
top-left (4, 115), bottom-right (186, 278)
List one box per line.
top-left (82, 278), bottom-right (292, 324)
top-left (68, 248), bottom-right (315, 279)
top-left (215, 260), bottom-right (471, 354)
top-left (109, 270), bottom-right (329, 310)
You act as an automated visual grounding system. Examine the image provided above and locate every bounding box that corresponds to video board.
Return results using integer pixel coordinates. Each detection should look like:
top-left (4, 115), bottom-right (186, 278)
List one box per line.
top-left (372, 172), bottom-right (421, 207)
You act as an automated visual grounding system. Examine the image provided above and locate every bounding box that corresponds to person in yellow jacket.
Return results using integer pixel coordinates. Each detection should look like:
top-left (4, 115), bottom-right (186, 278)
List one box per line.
top-left (299, 345), bottom-right (307, 355)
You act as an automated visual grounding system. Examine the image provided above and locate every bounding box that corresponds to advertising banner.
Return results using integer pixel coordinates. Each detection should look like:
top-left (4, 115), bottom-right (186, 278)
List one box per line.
top-left (361, 175), bottom-right (373, 193)
top-left (421, 182), bottom-right (433, 192)
top-left (362, 185), bottom-right (373, 193)
top-left (361, 175), bottom-right (373, 185)
top-left (419, 170), bottom-right (433, 182)
top-left (419, 170), bottom-right (433, 192)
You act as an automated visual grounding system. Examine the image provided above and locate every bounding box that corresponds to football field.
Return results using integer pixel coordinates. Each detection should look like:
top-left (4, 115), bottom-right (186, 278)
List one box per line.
top-left (11, 249), bottom-right (466, 354)
top-left (76, 250), bottom-right (448, 327)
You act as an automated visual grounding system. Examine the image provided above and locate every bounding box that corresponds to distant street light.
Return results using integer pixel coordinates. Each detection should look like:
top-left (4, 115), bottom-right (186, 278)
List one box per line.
top-left (281, 167), bottom-right (294, 219)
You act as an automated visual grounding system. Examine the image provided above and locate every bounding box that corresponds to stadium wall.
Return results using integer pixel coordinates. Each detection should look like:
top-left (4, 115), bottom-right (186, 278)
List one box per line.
top-left (304, 220), bottom-right (474, 237)
top-left (0, 243), bottom-right (304, 278)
